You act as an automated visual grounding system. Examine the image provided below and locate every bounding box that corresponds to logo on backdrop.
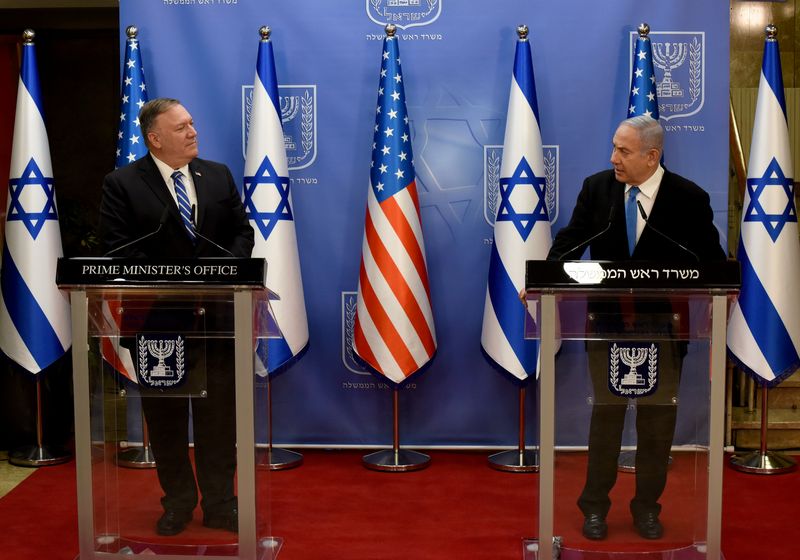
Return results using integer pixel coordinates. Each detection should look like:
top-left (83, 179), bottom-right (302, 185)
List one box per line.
top-left (242, 84), bottom-right (317, 170)
top-left (608, 342), bottom-right (659, 398)
top-left (341, 291), bottom-right (370, 375)
top-left (366, 0), bottom-right (442, 30)
top-left (136, 333), bottom-right (187, 388)
top-left (631, 31), bottom-right (705, 121)
top-left (483, 145), bottom-right (559, 226)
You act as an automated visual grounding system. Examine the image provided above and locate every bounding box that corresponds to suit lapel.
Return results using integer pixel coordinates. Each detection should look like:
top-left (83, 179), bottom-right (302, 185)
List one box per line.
top-left (189, 160), bottom-right (207, 230)
top-left (138, 154), bottom-right (181, 221)
top-left (635, 170), bottom-right (675, 255)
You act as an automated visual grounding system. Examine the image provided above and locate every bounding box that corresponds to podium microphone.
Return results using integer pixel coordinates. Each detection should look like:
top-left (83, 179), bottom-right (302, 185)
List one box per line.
top-left (636, 200), bottom-right (699, 262)
top-left (551, 205), bottom-right (616, 260)
top-left (105, 206), bottom-right (170, 257)
top-left (191, 205), bottom-right (235, 257)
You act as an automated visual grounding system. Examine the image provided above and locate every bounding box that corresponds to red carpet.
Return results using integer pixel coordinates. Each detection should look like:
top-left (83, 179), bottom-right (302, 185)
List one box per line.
top-left (0, 450), bottom-right (798, 559)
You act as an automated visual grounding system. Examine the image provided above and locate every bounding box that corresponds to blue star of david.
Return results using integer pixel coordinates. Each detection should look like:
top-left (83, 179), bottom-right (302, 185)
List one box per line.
top-left (7, 158), bottom-right (58, 240)
top-left (496, 156), bottom-right (549, 241)
top-left (744, 157), bottom-right (797, 242)
top-left (243, 155), bottom-right (293, 240)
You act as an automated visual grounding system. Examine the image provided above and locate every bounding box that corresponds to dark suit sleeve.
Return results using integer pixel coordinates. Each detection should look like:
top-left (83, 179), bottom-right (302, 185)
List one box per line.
top-left (220, 165), bottom-right (254, 258)
top-left (548, 176), bottom-right (602, 260)
top-left (99, 170), bottom-right (148, 258)
top-left (685, 186), bottom-right (726, 262)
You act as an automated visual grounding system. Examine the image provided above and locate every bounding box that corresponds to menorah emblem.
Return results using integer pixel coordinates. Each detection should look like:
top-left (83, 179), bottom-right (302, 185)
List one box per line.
top-left (620, 346), bottom-right (648, 386)
top-left (653, 42), bottom-right (688, 98)
top-left (147, 339), bottom-right (175, 378)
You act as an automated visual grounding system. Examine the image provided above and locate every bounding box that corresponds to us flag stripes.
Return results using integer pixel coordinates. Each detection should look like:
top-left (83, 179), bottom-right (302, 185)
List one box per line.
top-left (353, 25), bottom-right (436, 384)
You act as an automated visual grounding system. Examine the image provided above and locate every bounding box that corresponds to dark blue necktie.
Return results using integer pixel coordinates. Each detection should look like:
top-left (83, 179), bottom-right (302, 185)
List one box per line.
top-left (626, 186), bottom-right (640, 255)
top-left (171, 170), bottom-right (197, 242)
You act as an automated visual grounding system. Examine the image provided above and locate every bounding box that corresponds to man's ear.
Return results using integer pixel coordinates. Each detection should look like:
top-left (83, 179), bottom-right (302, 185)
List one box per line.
top-left (147, 132), bottom-right (160, 149)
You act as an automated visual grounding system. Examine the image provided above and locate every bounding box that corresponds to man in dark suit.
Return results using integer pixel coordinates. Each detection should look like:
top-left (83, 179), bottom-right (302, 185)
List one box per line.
top-left (548, 115), bottom-right (725, 540)
top-left (99, 98), bottom-right (254, 536)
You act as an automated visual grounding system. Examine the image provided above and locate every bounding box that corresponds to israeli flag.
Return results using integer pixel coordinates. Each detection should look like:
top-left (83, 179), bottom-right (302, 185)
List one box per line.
top-left (0, 33), bottom-right (71, 374)
top-left (728, 29), bottom-right (800, 386)
top-left (243, 29), bottom-right (308, 375)
top-left (481, 28), bottom-right (552, 381)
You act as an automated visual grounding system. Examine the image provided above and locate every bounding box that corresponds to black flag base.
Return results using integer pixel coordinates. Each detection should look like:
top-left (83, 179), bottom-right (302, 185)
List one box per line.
top-left (9, 444), bottom-right (70, 467)
top-left (488, 449), bottom-right (539, 473)
top-left (729, 450), bottom-right (797, 474)
top-left (362, 448), bottom-right (430, 472)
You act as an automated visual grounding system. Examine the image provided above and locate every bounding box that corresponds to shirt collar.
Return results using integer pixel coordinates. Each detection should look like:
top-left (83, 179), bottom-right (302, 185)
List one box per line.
top-left (150, 152), bottom-right (190, 184)
top-left (626, 165), bottom-right (664, 198)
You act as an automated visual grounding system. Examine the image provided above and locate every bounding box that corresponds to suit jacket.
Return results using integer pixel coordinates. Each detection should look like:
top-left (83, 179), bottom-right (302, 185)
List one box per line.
top-left (99, 154), bottom-right (254, 259)
top-left (548, 168), bottom-right (726, 340)
top-left (548, 168), bottom-right (725, 263)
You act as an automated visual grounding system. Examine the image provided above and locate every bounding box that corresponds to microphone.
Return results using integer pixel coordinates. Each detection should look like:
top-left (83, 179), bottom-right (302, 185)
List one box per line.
top-left (636, 200), bottom-right (699, 262)
top-left (191, 204), bottom-right (235, 257)
top-left (105, 206), bottom-right (170, 257)
top-left (551, 205), bottom-right (616, 260)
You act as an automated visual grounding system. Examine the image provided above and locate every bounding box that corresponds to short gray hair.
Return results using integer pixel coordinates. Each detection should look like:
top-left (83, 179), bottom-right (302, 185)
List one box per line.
top-left (620, 115), bottom-right (663, 153)
top-left (139, 98), bottom-right (181, 148)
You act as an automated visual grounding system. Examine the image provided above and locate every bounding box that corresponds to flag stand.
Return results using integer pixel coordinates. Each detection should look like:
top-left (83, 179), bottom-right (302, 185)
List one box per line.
top-left (730, 384), bottom-right (797, 474)
top-left (489, 385), bottom-right (538, 472)
top-left (363, 386), bottom-right (430, 472)
top-left (115, 409), bottom-right (156, 468)
top-left (9, 374), bottom-right (70, 467)
top-left (258, 374), bottom-right (303, 470)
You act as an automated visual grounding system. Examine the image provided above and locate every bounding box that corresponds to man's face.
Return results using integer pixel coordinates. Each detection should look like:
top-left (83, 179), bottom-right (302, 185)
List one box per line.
top-left (609, 124), bottom-right (658, 186)
top-left (148, 104), bottom-right (198, 168)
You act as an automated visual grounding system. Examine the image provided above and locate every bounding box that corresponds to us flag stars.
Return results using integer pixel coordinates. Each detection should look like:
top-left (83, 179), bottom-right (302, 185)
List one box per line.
top-left (628, 23), bottom-right (660, 120)
top-left (115, 26), bottom-right (149, 169)
top-left (370, 51), bottom-right (413, 204)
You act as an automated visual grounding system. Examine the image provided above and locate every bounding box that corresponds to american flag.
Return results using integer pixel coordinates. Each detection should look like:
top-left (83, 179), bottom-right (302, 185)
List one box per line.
top-left (353, 28), bottom-right (436, 384)
top-left (727, 26), bottom-right (800, 386)
top-left (0, 30), bottom-right (71, 373)
top-left (628, 24), bottom-right (659, 120)
top-left (103, 25), bottom-right (150, 383)
top-left (115, 26), bottom-right (149, 169)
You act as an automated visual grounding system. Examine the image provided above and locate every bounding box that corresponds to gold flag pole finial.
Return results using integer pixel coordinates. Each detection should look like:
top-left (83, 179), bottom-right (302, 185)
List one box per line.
top-left (766, 24), bottom-right (778, 41)
top-left (638, 23), bottom-right (650, 38)
top-left (22, 29), bottom-right (35, 44)
top-left (126, 25), bottom-right (138, 39)
top-left (517, 25), bottom-right (529, 41)
top-left (385, 23), bottom-right (397, 38)
top-left (259, 26), bottom-right (271, 41)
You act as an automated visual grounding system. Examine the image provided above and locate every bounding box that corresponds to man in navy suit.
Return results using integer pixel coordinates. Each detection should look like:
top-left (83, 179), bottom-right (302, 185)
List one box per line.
top-left (548, 116), bottom-right (725, 540)
top-left (100, 98), bottom-right (254, 536)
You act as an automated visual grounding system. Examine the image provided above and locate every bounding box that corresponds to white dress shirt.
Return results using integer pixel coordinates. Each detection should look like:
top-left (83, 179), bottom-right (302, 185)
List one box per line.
top-left (625, 165), bottom-right (664, 246)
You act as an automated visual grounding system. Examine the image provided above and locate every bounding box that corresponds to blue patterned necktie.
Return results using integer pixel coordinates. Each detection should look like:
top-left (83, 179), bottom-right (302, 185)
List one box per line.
top-left (626, 185), bottom-right (640, 256)
top-left (171, 170), bottom-right (197, 242)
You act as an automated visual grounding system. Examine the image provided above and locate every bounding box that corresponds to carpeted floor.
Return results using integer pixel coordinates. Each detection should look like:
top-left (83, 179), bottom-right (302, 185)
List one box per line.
top-left (0, 449), bottom-right (798, 559)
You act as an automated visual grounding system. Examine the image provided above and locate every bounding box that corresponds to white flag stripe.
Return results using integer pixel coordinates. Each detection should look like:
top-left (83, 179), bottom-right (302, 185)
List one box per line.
top-left (244, 77), bottom-right (285, 175)
top-left (359, 222), bottom-right (430, 366)
top-left (355, 289), bottom-right (406, 383)
top-left (368, 187), bottom-right (434, 327)
top-left (728, 306), bottom-right (772, 374)
top-left (500, 84), bottom-right (545, 178)
top-left (748, 73), bottom-right (792, 173)
top-left (0, 303), bottom-right (36, 367)
top-left (480, 290), bottom-right (526, 377)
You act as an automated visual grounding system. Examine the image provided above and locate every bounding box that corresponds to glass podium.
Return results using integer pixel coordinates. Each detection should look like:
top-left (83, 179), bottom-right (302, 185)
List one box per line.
top-left (523, 261), bottom-right (739, 560)
top-left (57, 257), bottom-right (279, 560)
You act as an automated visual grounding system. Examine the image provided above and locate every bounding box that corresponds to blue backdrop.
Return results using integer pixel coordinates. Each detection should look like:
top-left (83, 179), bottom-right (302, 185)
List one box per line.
top-left (119, 0), bottom-right (729, 447)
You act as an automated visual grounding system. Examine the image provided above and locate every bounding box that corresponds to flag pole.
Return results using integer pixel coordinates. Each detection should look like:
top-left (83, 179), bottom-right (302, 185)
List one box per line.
top-left (363, 386), bottom-right (430, 472)
top-left (258, 373), bottom-right (303, 470)
top-left (116, 408), bottom-right (156, 468)
top-left (9, 372), bottom-right (70, 467)
top-left (730, 383), bottom-right (796, 474)
top-left (489, 384), bottom-right (538, 472)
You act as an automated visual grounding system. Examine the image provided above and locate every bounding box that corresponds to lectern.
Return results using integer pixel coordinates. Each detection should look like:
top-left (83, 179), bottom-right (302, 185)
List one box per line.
top-left (57, 257), bottom-right (279, 560)
top-left (524, 260), bottom-right (739, 560)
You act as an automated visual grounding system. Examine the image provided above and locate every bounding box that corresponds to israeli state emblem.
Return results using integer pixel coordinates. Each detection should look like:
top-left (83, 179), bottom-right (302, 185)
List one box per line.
top-left (341, 291), bottom-right (370, 375)
top-left (136, 333), bottom-right (187, 389)
top-left (242, 84), bottom-right (317, 170)
top-left (484, 145), bottom-right (559, 226)
top-left (608, 342), bottom-right (659, 398)
top-left (630, 31), bottom-right (705, 121)
top-left (366, 0), bottom-right (442, 30)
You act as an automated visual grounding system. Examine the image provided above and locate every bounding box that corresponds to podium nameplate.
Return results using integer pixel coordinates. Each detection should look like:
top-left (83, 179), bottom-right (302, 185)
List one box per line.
top-left (56, 257), bottom-right (266, 288)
